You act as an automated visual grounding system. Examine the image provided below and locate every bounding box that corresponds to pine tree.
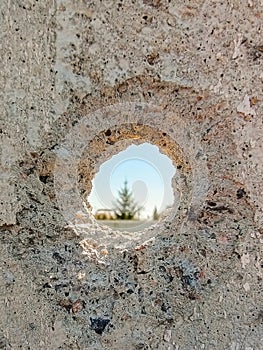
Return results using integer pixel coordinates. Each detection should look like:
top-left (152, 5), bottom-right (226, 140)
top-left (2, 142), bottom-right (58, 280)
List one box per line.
top-left (114, 180), bottom-right (142, 220)
top-left (153, 206), bottom-right (160, 221)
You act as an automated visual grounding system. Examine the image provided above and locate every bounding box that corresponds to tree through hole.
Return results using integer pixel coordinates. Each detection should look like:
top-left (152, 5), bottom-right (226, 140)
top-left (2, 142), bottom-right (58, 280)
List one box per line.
top-left (88, 143), bottom-right (176, 232)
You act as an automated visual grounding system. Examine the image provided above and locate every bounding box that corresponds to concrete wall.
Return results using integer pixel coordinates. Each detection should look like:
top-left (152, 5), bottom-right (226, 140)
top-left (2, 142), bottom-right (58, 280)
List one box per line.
top-left (0, 0), bottom-right (262, 349)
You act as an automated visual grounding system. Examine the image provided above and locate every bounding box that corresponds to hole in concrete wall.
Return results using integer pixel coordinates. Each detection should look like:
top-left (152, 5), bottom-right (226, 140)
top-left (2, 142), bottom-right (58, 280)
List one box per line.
top-left (72, 122), bottom-right (194, 246)
top-left (55, 104), bottom-right (208, 251)
top-left (88, 143), bottom-right (176, 232)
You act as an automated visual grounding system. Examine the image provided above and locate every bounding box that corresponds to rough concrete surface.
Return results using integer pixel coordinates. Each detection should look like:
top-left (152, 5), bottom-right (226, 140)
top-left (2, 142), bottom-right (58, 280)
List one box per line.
top-left (0, 0), bottom-right (262, 349)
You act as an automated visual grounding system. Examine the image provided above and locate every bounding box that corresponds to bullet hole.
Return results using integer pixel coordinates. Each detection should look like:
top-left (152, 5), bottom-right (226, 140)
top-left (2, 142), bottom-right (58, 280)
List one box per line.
top-left (88, 143), bottom-right (176, 232)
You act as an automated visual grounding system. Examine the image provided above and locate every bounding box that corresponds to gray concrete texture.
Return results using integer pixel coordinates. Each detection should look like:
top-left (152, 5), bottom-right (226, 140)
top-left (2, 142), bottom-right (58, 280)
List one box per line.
top-left (0, 0), bottom-right (262, 349)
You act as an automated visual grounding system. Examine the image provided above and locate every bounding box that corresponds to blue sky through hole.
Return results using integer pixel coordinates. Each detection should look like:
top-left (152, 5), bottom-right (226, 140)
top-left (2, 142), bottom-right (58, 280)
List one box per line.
top-left (88, 143), bottom-right (176, 219)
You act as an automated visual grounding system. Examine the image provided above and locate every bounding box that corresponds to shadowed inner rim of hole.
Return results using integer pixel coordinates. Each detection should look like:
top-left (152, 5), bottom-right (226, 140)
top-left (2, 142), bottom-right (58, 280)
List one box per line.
top-left (77, 123), bottom-right (191, 203)
top-left (76, 123), bottom-right (193, 234)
